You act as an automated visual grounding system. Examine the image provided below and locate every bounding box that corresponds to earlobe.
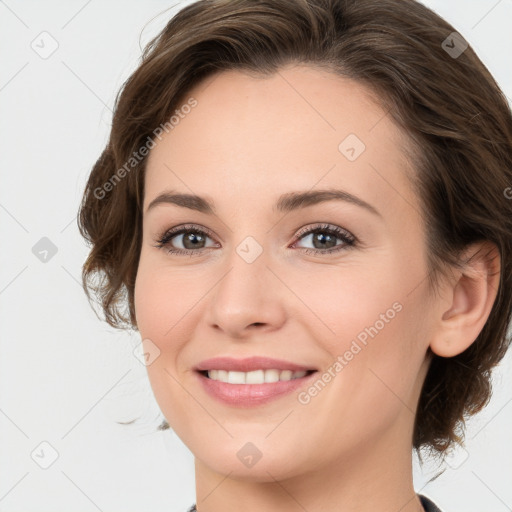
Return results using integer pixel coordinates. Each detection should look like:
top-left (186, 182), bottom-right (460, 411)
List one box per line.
top-left (429, 241), bottom-right (501, 358)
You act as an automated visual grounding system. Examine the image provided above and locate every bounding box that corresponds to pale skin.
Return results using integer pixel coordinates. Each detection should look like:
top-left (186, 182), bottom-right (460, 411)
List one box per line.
top-left (134, 64), bottom-right (500, 512)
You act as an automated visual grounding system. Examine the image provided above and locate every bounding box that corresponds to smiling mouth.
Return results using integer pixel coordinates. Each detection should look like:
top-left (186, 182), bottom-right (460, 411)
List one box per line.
top-left (198, 370), bottom-right (317, 384)
top-left (195, 368), bottom-right (319, 407)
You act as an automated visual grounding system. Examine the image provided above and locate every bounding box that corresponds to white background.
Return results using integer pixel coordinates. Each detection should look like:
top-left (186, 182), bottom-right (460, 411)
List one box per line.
top-left (1, 1), bottom-right (511, 511)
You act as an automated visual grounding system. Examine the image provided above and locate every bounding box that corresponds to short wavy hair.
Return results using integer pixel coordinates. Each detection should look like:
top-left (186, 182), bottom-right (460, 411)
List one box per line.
top-left (78, 0), bottom-right (512, 455)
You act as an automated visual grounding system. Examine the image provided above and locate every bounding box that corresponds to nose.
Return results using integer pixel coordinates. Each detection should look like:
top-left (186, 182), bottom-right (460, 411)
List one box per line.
top-left (205, 244), bottom-right (287, 339)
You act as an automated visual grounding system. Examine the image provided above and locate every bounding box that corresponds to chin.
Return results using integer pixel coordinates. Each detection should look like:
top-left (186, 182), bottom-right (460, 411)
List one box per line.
top-left (194, 439), bottom-right (309, 482)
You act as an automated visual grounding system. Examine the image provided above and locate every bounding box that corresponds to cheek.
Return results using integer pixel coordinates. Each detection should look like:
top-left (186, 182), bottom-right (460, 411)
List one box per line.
top-left (284, 256), bottom-right (401, 350)
top-left (306, 303), bottom-right (428, 455)
top-left (134, 252), bottom-right (205, 336)
top-left (293, 253), bottom-right (430, 419)
top-left (133, 260), bottom-right (200, 438)
top-left (133, 254), bottom-right (212, 390)
top-left (134, 275), bottom-right (171, 336)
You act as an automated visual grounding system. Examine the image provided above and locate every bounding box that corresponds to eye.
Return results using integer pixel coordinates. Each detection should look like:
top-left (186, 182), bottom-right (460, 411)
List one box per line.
top-left (153, 222), bottom-right (357, 256)
top-left (153, 224), bottom-right (219, 256)
top-left (291, 223), bottom-right (356, 255)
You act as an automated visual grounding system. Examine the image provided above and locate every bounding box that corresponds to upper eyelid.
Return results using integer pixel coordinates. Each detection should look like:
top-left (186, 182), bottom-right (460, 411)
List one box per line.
top-left (157, 222), bottom-right (355, 245)
top-left (159, 223), bottom-right (216, 240)
top-left (295, 223), bottom-right (353, 239)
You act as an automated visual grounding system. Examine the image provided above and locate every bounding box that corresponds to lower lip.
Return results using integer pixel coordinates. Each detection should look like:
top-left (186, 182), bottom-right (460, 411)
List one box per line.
top-left (195, 371), bottom-right (318, 407)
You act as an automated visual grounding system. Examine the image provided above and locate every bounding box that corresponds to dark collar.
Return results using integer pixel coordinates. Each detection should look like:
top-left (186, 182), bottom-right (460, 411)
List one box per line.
top-left (419, 494), bottom-right (443, 512)
top-left (188, 495), bottom-right (443, 512)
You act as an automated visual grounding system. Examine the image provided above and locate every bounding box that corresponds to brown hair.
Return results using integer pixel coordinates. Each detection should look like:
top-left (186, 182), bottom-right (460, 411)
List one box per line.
top-left (77, 0), bottom-right (512, 455)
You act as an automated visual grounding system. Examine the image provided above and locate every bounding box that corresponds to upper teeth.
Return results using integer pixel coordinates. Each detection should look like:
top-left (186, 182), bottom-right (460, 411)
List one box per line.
top-left (207, 369), bottom-right (309, 384)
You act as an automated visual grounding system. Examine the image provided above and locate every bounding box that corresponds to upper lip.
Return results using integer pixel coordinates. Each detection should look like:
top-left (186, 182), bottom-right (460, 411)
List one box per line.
top-left (194, 356), bottom-right (317, 373)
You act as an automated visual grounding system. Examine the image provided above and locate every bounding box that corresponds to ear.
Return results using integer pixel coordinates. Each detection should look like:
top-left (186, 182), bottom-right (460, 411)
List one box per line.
top-left (429, 241), bottom-right (501, 358)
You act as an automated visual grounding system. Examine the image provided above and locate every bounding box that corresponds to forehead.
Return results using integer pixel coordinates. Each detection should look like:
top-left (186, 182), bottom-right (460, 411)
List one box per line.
top-left (144, 65), bottom-right (418, 220)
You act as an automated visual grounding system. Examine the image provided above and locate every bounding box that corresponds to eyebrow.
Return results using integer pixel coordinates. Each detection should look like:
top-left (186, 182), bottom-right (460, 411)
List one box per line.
top-left (145, 188), bottom-right (382, 218)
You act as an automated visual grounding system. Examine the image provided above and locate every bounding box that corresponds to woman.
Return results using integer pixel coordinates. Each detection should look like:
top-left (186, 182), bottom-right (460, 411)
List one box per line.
top-left (78, 0), bottom-right (512, 510)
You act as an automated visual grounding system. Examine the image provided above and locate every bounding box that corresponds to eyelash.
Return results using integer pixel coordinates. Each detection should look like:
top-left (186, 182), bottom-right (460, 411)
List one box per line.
top-left (153, 223), bottom-right (357, 257)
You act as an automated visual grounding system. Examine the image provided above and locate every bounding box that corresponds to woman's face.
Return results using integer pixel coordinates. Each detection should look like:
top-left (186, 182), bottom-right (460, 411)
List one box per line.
top-left (134, 64), bottom-right (440, 480)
